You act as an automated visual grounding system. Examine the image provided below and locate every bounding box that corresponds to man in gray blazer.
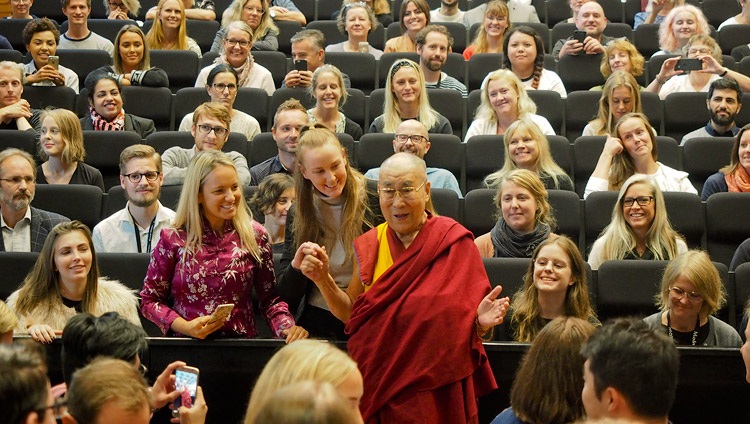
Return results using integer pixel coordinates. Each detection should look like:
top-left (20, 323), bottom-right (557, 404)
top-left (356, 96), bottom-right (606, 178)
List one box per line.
top-left (463, 0), bottom-right (540, 28)
top-left (0, 148), bottom-right (69, 252)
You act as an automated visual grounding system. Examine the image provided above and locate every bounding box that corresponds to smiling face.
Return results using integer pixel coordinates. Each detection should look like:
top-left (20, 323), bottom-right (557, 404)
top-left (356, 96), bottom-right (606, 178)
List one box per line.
top-left (118, 31), bottom-right (145, 72)
top-left (345, 7), bottom-right (371, 39)
top-left (241, 0), bottom-right (265, 30)
top-left (63, 0), bottom-right (91, 26)
top-left (159, 0), bottom-right (183, 30)
top-left (223, 28), bottom-right (252, 68)
top-left (507, 31), bottom-right (537, 71)
top-left (610, 86), bottom-right (634, 122)
top-left (708, 88), bottom-right (741, 128)
top-left (622, 182), bottom-right (655, 233)
top-left (53, 230), bottom-right (93, 286)
top-left (10, 0), bottom-right (33, 18)
top-left (191, 115), bottom-right (228, 152)
top-left (207, 71), bottom-right (238, 108)
top-left (314, 71), bottom-right (342, 111)
top-left (417, 31), bottom-right (449, 72)
top-left (299, 143), bottom-right (349, 199)
top-left (576, 2), bottom-right (606, 37)
top-left (378, 157), bottom-right (430, 241)
top-left (267, 187), bottom-right (294, 227)
top-left (0, 66), bottom-right (24, 108)
top-left (608, 48), bottom-right (632, 74)
top-left (617, 117), bottom-right (653, 161)
top-left (391, 66), bottom-right (421, 106)
top-left (507, 128), bottom-right (539, 170)
top-left (272, 109), bottom-right (308, 154)
top-left (672, 11), bottom-right (697, 43)
top-left (484, 10), bottom-right (508, 39)
top-left (500, 180), bottom-right (537, 234)
top-left (40, 116), bottom-right (65, 159)
top-left (533, 243), bottom-right (574, 293)
top-left (199, 164), bottom-right (241, 231)
top-left (487, 78), bottom-right (518, 121)
top-left (27, 31), bottom-right (57, 67)
top-left (392, 119), bottom-right (431, 158)
top-left (739, 131), bottom-right (750, 173)
top-left (90, 79), bottom-right (123, 121)
top-left (402, 1), bottom-right (427, 34)
top-left (668, 274), bottom-right (704, 324)
top-left (121, 156), bottom-right (163, 208)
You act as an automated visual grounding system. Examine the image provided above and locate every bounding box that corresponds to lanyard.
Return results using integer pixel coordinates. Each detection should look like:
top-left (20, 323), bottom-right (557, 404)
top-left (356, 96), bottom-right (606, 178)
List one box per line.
top-left (130, 212), bottom-right (156, 253)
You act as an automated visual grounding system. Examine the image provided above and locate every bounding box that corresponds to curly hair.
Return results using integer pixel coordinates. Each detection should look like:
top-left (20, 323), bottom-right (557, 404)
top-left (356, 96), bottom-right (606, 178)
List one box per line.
top-left (600, 38), bottom-right (644, 78)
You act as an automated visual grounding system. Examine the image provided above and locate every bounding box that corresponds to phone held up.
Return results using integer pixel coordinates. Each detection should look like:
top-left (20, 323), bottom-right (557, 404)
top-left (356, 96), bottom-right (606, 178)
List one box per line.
top-left (294, 59), bottom-right (307, 72)
top-left (172, 366), bottom-right (200, 417)
top-left (675, 58), bottom-right (703, 72)
top-left (47, 55), bottom-right (59, 70)
top-left (573, 30), bottom-right (586, 44)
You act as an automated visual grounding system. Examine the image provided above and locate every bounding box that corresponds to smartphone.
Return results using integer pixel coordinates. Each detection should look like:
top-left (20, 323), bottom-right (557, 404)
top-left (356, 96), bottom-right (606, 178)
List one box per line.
top-left (573, 30), bottom-right (587, 44)
top-left (173, 366), bottom-right (199, 416)
top-left (294, 59), bottom-right (307, 72)
top-left (205, 303), bottom-right (234, 326)
top-left (675, 58), bottom-right (703, 72)
top-left (358, 41), bottom-right (370, 53)
top-left (47, 55), bottom-right (59, 69)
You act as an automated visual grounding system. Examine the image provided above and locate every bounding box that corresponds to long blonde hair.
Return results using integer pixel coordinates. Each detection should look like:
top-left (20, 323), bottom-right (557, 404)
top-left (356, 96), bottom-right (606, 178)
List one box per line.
top-left (609, 113), bottom-right (658, 191)
top-left (293, 126), bottom-right (373, 259)
top-left (382, 59), bottom-right (438, 133)
top-left (600, 38), bottom-right (644, 78)
top-left (475, 69), bottom-right (537, 124)
top-left (656, 250), bottom-right (726, 319)
top-left (588, 71), bottom-right (642, 137)
top-left (172, 151), bottom-right (261, 261)
top-left (39, 109), bottom-right (86, 164)
top-left (468, 0), bottom-right (511, 54)
top-left (597, 174), bottom-right (683, 262)
top-left (494, 169), bottom-right (556, 230)
top-left (145, 0), bottom-right (190, 51)
top-left (511, 236), bottom-right (596, 342)
top-left (221, 0), bottom-right (279, 43)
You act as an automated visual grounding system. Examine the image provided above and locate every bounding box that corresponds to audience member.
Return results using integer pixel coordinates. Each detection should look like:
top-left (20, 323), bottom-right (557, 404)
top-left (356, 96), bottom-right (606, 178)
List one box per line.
top-left (104, 0), bottom-right (141, 20)
top-left (581, 318), bottom-right (678, 423)
top-left (255, 381), bottom-right (361, 424)
top-left (731, 236), bottom-right (750, 271)
top-left (0, 148), bottom-right (69, 252)
top-left (267, 0), bottom-right (306, 25)
top-left (146, 0), bottom-right (216, 21)
top-left (596, 38), bottom-right (645, 90)
top-left (484, 117), bottom-right (574, 190)
top-left (384, 0), bottom-right (430, 53)
top-left (587, 174), bottom-right (688, 270)
top-left (94, 25), bottom-right (169, 88)
top-left (141, 151), bottom-right (307, 341)
top-left (277, 126), bottom-right (383, 340)
top-left (8, 0), bottom-right (35, 19)
top-left (0, 35), bottom-right (12, 50)
top-left (564, 0), bottom-right (592, 23)
top-left (644, 250), bottom-right (741, 347)
top-left (583, 71), bottom-right (642, 136)
top-left (244, 339), bottom-right (364, 424)
top-left (58, 0), bottom-right (115, 57)
top-left (93, 144), bottom-right (175, 253)
top-left (552, 1), bottom-right (611, 60)
top-left (212, 0), bottom-right (279, 53)
top-left (585, 113), bottom-right (697, 198)
top-left (180, 64), bottom-right (261, 140)
top-left (250, 99), bottom-right (307, 184)
top-left (37, 109), bottom-right (105, 190)
top-left (0, 61), bottom-right (41, 132)
top-left (248, 173), bottom-right (295, 253)
top-left (463, 0), bottom-right (539, 28)
top-left (326, 2), bottom-right (383, 59)
top-left (146, 0), bottom-right (202, 57)
top-left (295, 152), bottom-right (508, 421)
top-left (703, 124), bottom-right (750, 200)
top-left (364, 119), bottom-right (462, 197)
top-left (652, 4), bottom-right (709, 56)
top-left (430, 0), bottom-right (464, 23)
top-left (463, 0), bottom-right (510, 60)
top-left (503, 26), bottom-right (566, 98)
top-left (475, 169), bottom-right (556, 258)
top-left (719, 0), bottom-right (750, 29)
top-left (682, 77), bottom-right (743, 145)
top-left (634, 0), bottom-right (684, 28)
top-left (22, 18), bottom-right (79, 93)
top-left (285, 29), bottom-right (350, 89)
top-left (0, 300), bottom-right (17, 344)
top-left (0, 343), bottom-right (57, 424)
top-left (7, 221), bottom-right (141, 342)
top-left (742, 303), bottom-right (750, 382)
top-left (369, 59), bottom-right (452, 134)
top-left (466, 69), bottom-right (555, 140)
top-left (416, 25), bottom-right (467, 96)
top-left (332, 0), bottom-right (393, 28)
top-left (306, 65), bottom-right (363, 139)
top-left (80, 72), bottom-right (156, 139)
top-left (491, 317), bottom-right (595, 423)
top-left (165, 102), bottom-right (251, 185)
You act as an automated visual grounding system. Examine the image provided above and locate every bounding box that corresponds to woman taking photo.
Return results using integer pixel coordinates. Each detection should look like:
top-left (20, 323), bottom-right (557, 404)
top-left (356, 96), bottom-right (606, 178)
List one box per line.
top-left (326, 2), bottom-right (383, 59)
top-left (277, 126), bottom-right (383, 340)
top-left (80, 72), bottom-right (156, 139)
top-left (702, 124), bottom-right (750, 200)
top-left (587, 174), bottom-right (688, 270)
top-left (583, 71), bottom-right (642, 136)
top-left (94, 25), bottom-right (169, 88)
top-left (22, 18), bottom-right (79, 93)
top-left (644, 250), bottom-right (741, 347)
top-left (463, 0), bottom-right (510, 60)
top-left (306, 65), bottom-right (363, 140)
top-left (140, 151), bottom-right (308, 341)
top-left (211, 0), bottom-right (279, 53)
top-left (475, 169), bottom-right (556, 258)
top-left (145, 0), bottom-right (202, 57)
top-left (179, 64), bottom-right (261, 141)
top-left (596, 38), bottom-right (645, 90)
top-left (37, 109), bottom-right (104, 190)
top-left (249, 173), bottom-right (295, 254)
top-left (484, 117), bottom-right (573, 191)
top-left (652, 4), bottom-right (709, 56)
top-left (465, 69), bottom-right (555, 141)
top-left (584, 112), bottom-right (696, 198)
top-left (384, 0), bottom-right (429, 53)
top-left (369, 59), bottom-right (451, 134)
top-left (6, 221), bottom-right (141, 344)
top-left (502, 26), bottom-right (566, 98)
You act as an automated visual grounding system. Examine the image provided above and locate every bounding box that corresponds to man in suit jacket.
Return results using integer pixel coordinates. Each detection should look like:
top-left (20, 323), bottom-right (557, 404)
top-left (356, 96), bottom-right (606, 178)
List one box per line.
top-left (0, 148), bottom-right (69, 252)
top-left (463, 0), bottom-right (540, 28)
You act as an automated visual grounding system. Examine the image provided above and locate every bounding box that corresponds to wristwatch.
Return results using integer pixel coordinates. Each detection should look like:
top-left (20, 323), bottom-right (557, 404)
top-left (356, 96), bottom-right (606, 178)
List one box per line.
top-left (270, 10), bottom-right (276, 18)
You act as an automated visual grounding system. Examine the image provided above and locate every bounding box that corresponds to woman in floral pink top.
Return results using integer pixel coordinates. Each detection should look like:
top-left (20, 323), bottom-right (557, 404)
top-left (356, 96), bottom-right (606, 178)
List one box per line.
top-left (140, 151), bottom-right (308, 341)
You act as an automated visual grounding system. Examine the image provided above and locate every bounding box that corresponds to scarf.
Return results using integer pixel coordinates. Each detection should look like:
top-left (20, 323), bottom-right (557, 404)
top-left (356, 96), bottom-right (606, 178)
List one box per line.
top-left (215, 53), bottom-right (255, 87)
top-left (89, 106), bottom-right (125, 131)
top-left (490, 218), bottom-right (550, 258)
top-left (725, 166), bottom-right (750, 193)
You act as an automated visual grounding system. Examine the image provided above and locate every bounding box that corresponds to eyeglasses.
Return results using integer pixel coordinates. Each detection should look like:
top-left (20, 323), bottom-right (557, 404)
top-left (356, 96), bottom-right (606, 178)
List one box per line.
top-left (212, 83), bottom-right (237, 92)
top-left (0, 176), bottom-right (35, 186)
top-left (225, 38), bottom-right (251, 48)
top-left (485, 15), bottom-right (506, 22)
top-left (687, 48), bottom-right (711, 56)
top-left (138, 363), bottom-right (149, 376)
top-left (622, 196), bottom-right (654, 207)
top-left (378, 179), bottom-right (428, 201)
top-left (108, 1), bottom-right (125, 8)
top-left (196, 124), bottom-right (229, 137)
top-left (669, 286), bottom-right (703, 303)
top-left (122, 171), bottom-right (160, 184)
top-left (243, 6), bottom-right (264, 14)
top-left (394, 134), bottom-right (428, 145)
top-left (534, 257), bottom-right (568, 271)
top-left (38, 397), bottom-right (67, 420)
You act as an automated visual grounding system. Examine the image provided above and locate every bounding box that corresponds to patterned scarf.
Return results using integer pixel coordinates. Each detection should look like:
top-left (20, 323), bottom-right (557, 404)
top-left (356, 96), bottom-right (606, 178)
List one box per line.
top-left (89, 106), bottom-right (125, 131)
top-left (215, 53), bottom-right (255, 87)
top-left (490, 218), bottom-right (550, 258)
top-left (725, 165), bottom-right (750, 193)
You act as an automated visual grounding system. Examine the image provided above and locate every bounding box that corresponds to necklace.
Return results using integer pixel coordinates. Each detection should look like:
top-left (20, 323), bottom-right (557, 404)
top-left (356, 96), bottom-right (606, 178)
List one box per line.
top-left (666, 311), bottom-right (699, 346)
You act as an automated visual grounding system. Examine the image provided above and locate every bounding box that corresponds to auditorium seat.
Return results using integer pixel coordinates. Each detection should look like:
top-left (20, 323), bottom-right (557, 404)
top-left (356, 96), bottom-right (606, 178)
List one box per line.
top-left (0, 130), bottom-right (38, 157)
top-left (252, 51), bottom-right (289, 88)
top-left (0, 49), bottom-right (24, 63)
top-left (706, 193), bottom-right (750, 267)
top-left (564, 90), bottom-right (600, 142)
top-left (275, 21), bottom-right (303, 55)
top-left (32, 185), bottom-right (104, 230)
top-left (548, 189), bottom-right (583, 247)
top-left (733, 262), bottom-right (750, 328)
top-left (324, 52), bottom-right (378, 94)
top-left (0, 19), bottom-right (34, 53)
top-left (234, 88), bottom-right (270, 134)
top-left (663, 92), bottom-right (711, 143)
top-left (529, 90), bottom-right (564, 135)
top-left (467, 53), bottom-right (503, 92)
top-left (149, 50), bottom-right (200, 93)
top-left (97, 253), bottom-right (151, 291)
top-left (30, 2), bottom-right (66, 24)
top-left (682, 136), bottom-right (734, 194)
top-left (22, 86), bottom-right (77, 111)
top-left (0, 252), bottom-right (38, 300)
top-left (595, 259), bottom-right (667, 322)
top-left (248, 133), bottom-right (278, 166)
top-left (718, 25), bottom-right (750, 55)
top-left (701, 0), bottom-right (741, 29)
top-left (431, 188), bottom-right (461, 221)
top-left (482, 257), bottom-right (532, 340)
top-left (634, 23), bottom-right (661, 59)
top-left (463, 188), bottom-right (496, 237)
top-left (56, 49), bottom-right (112, 91)
top-left (120, 86), bottom-right (173, 132)
top-left (83, 130), bottom-right (144, 189)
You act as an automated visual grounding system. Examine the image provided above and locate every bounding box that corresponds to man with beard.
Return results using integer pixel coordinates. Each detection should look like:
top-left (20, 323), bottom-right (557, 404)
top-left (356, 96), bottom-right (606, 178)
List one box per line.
top-left (93, 145), bottom-right (175, 253)
top-left (430, 0), bottom-right (464, 23)
top-left (0, 148), bottom-right (68, 252)
top-left (364, 119), bottom-right (462, 197)
top-left (250, 99), bottom-right (308, 184)
top-left (552, 1), bottom-right (611, 60)
top-left (416, 25), bottom-right (467, 96)
top-left (681, 78), bottom-right (743, 145)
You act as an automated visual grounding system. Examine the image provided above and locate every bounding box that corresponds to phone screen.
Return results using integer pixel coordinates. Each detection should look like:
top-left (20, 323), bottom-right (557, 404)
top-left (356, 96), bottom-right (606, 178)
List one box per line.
top-left (573, 30), bottom-right (586, 44)
top-left (294, 59), bottom-right (307, 72)
top-left (173, 367), bottom-right (199, 411)
top-left (675, 58), bottom-right (702, 72)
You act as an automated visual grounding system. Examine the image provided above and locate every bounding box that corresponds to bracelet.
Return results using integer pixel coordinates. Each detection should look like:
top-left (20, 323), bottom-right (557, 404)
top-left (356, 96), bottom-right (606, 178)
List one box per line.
top-left (719, 68), bottom-right (728, 77)
top-left (475, 315), bottom-right (494, 341)
top-left (656, 75), bottom-right (667, 85)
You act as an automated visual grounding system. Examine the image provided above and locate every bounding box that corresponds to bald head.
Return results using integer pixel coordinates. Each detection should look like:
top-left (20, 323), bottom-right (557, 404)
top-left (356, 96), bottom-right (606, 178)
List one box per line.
top-left (393, 120), bottom-right (431, 158)
top-left (380, 152), bottom-right (427, 181)
top-left (576, 1), bottom-right (606, 37)
top-left (378, 152), bottom-right (430, 243)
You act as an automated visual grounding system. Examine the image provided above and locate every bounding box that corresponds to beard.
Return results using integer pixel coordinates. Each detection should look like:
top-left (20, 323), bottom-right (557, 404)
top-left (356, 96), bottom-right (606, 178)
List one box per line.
top-left (126, 188), bottom-right (160, 208)
top-left (1, 190), bottom-right (33, 212)
top-left (710, 108), bottom-right (735, 127)
top-left (425, 59), bottom-right (443, 72)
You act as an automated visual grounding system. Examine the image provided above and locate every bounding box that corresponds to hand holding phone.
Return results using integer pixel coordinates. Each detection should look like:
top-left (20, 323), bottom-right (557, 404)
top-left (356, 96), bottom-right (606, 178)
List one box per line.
top-left (573, 30), bottom-right (587, 44)
top-left (205, 303), bottom-right (234, 326)
top-left (294, 59), bottom-right (307, 72)
top-left (675, 58), bottom-right (703, 72)
top-left (172, 366), bottom-right (199, 417)
top-left (47, 56), bottom-right (59, 70)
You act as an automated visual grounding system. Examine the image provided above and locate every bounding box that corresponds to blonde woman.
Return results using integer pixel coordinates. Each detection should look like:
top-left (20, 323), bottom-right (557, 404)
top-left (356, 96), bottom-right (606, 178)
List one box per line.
top-left (140, 150), bottom-right (307, 341)
top-left (94, 25), bottom-right (169, 87)
top-left (463, 0), bottom-right (510, 60)
top-left (211, 0), bottom-right (279, 52)
top-left (596, 38), bottom-right (645, 89)
top-left (145, 0), bottom-right (202, 57)
top-left (652, 4), bottom-right (709, 56)
top-left (583, 71), bottom-right (642, 136)
top-left (104, 0), bottom-right (141, 20)
top-left (369, 59), bottom-right (451, 134)
top-left (587, 174), bottom-right (688, 270)
top-left (384, 0), bottom-right (429, 53)
top-left (465, 69), bottom-right (555, 141)
top-left (484, 117), bottom-right (573, 191)
top-left (326, 2), bottom-right (383, 59)
top-left (307, 64), bottom-right (363, 140)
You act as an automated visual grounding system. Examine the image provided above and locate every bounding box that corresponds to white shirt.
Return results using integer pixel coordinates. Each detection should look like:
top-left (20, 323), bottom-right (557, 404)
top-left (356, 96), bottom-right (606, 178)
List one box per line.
top-left (583, 162), bottom-right (698, 199)
top-left (1, 207), bottom-right (31, 252)
top-left (179, 110), bottom-right (261, 141)
top-left (464, 113), bottom-right (555, 142)
top-left (195, 62), bottom-right (275, 95)
top-left (92, 201), bottom-right (176, 253)
top-left (430, 9), bottom-right (465, 23)
top-left (659, 74), bottom-right (720, 100)
top-left (22, 62), bottom-right (80, 94)
top-left (522, 69), bottom-right (567, 99)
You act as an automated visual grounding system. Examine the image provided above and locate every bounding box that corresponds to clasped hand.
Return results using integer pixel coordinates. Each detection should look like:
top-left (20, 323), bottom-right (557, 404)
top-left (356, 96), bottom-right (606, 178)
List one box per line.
top-left (292, 242), bottom-right (330, 284)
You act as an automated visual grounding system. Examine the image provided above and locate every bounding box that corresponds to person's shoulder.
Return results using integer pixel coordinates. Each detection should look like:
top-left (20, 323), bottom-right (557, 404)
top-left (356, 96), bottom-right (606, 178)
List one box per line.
top-left (490, 407), bottom-right (525, 424)
top-left (642, 311), bottom-right (662, 327)
top-left (31, 207), bottom-right (69, 225)
top-left (657, 161), bottom-right (690, 179)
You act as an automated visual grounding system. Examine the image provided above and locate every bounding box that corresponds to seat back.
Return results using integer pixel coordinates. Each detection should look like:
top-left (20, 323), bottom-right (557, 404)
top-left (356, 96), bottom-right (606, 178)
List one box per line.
top-left (634, 23), bottom-right (661, 59)
top-left (466, 53), bottom-right (503, 92)
top-left (32, 185), bottom-right (104, 229)
top-left (149, 50), bottom-right (200, 93)
top-left (0, 252), bottom-right (39, 300)
top-left (596, 260), bottom-right (667, 321)
top-left (564, 91), bottom-right (600, 142)
top-left (121, 86), bottom-right (173, 131)
top-left (83, 130), bottom-right (144, 190)
top-left (719, 25), bottom-right (750, 55)
top-left (22, 86), bottom-right (77, 111)
top-left (325, 52), bottom-right (377, 94)
top-left (572, 135), bottom-right (605, 196)
top-left (558, 53), bottom-right (607, 92)
top-left (56, 49), bottom-right (112, 91)
top-left (706, 193), bottom-right (750, 267)
top-left (482, 257), bottom-right (532, 340)
top-left (431, 188), bottom-right (461, 222)
top-left (663, 92), bottom-right (710, 142)
top-left (234, 88), bottom-right (270, 133)
top-left (0, 19), bottom-right (35, 53)
top-left (463, 188), bottom-right (496, 237)
top-left (464, 135), bottom-right (503, 192)
top-left (701, 0), bottom-right (742, 28)
top-left (682, 137), bottom-right (734, 194)
top-left (0, 130), bottom-right (36, 156)
top-left (252, 51), bottom-right (289, 88)
top-left (549, 189), bottom-right (582, 246)
top-left (528, 90), bottom-right (564, 135)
